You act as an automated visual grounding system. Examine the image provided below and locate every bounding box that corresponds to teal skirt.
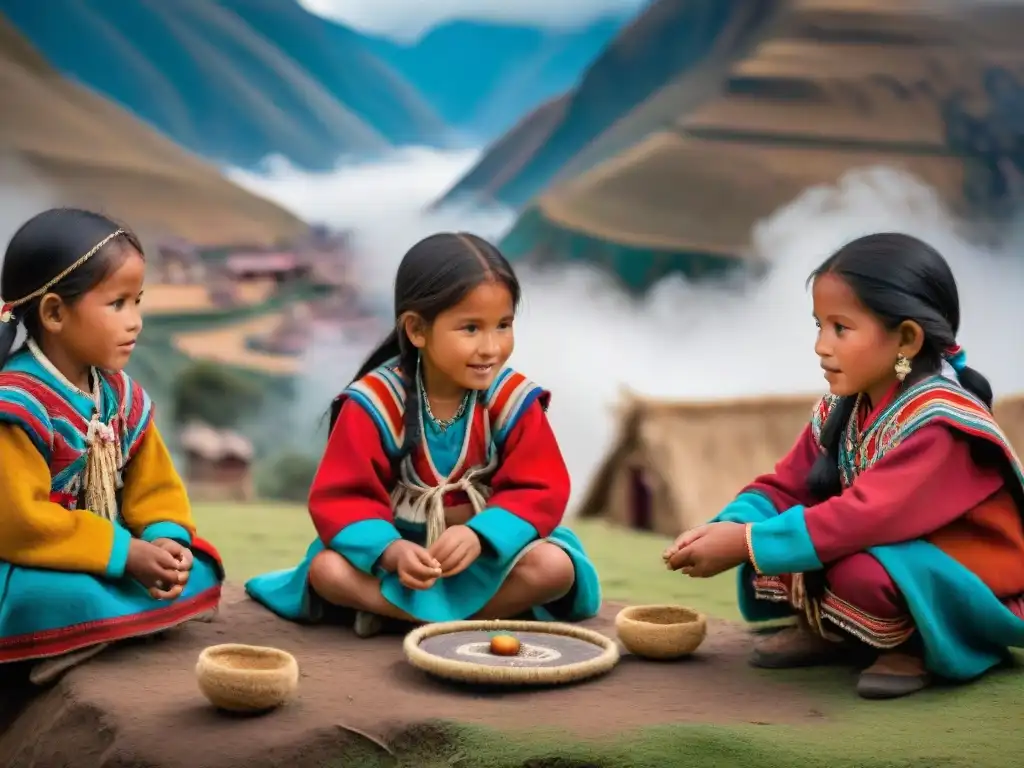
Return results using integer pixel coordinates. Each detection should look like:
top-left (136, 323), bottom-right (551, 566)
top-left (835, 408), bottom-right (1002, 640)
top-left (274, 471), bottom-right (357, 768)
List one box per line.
top-left (0, 544), bottom-right (223, 663)
top-left (245, 525), bottom-right (602, 624)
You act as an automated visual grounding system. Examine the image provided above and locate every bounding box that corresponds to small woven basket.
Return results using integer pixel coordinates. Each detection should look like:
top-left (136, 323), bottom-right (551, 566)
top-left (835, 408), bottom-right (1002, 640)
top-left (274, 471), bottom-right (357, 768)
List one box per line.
top-left (615, 605), bottom-right (707, 660)
top-left (196, 643), bottom-right (299, 713)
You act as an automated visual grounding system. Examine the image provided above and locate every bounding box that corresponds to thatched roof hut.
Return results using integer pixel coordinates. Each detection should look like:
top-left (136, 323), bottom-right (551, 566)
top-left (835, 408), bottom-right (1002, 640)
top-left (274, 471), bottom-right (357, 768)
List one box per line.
top-left (179, 422), bottom-right (255, 502)
top-left (577, 389), bottom-right (1024, 538)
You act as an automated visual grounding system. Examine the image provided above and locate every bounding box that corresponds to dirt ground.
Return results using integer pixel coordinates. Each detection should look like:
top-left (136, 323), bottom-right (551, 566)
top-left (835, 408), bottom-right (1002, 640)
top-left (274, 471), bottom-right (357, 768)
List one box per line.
top-left (0, 585), bottom-right (832, 768)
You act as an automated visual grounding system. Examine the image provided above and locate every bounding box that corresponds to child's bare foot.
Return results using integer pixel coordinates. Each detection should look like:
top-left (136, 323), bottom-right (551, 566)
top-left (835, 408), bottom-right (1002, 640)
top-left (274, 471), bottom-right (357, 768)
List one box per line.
top-left (856, 651), bottom-right (930, 699)
top-left (750, 623), bottom-right (846, 668)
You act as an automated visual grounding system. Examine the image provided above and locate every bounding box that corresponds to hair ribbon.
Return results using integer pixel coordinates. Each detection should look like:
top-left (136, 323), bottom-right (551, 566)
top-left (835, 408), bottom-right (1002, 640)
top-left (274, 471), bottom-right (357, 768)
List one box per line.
top-left (944, 344), bottom-right (967, 373)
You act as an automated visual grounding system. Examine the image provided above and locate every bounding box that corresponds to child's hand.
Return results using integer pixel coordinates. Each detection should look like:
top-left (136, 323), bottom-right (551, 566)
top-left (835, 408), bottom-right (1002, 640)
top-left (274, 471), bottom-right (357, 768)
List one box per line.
top-left (662, 526), bottom-right (707, 562)
top-left (666, 522), bottom-right (748, 578)
top-left (384, 540), bottom-right (443, 590)
top-left (151, 538), bottom-right (193, 600)
top-left (126, 539), bottom-right (184, 598)
top-left (427, 525), bottom-right (482, 578)
top-left (152, 538), bottom-right (193, 568)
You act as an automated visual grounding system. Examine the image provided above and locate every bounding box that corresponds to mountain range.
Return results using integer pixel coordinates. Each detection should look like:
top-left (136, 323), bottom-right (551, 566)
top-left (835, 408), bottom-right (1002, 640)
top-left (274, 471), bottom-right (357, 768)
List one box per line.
top-left (7, 0), bottom-right (1018, 298)
top-left (0, 0), bottom-right (624, 170)
top-left (488, 0), bottom-right (1024, 291)
top-left (362, 18), bottom-right (624, 141)
top-left (0, 12), bottom-right (305, 246)
top-left (437, 0), bottom-right (781, 210)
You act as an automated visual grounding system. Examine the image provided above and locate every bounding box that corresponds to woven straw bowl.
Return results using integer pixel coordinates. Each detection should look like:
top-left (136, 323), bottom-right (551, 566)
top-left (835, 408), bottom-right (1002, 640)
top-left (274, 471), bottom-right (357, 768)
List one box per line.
top-left (196, 643), bottom-right (299, 713)
top-left (615, 605), bottom-right (707, 660)
top-left (404, 619), bottom-right (620, 686)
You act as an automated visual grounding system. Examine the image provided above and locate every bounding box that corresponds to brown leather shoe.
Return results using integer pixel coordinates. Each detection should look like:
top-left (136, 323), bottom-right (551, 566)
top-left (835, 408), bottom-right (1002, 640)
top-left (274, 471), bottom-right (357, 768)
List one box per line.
top-left (750, 624), bottom-right (847, 669)
top-left (856, 652), bottom-right (930, 699)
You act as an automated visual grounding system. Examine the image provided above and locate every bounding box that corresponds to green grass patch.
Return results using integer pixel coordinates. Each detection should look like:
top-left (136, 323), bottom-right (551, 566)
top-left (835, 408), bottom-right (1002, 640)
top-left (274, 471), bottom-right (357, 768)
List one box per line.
top-left (195, 502), bottom-right (317, 580)
top-left (382, 704), bottom-right (1022, 767)
top-left (192, 502), bottom-right (1024, 767)
top-left (191, 504), bottom-right (739, 620)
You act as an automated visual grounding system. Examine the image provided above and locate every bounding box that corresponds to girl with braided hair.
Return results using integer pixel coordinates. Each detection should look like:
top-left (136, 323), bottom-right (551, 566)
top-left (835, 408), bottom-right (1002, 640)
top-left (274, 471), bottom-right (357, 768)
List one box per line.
top-left (245, 232), bottom-right (600, 637)
top-left (0, 208), bottom-right (223, 683)
top-left (665, 233), bottom-right (1024, 699)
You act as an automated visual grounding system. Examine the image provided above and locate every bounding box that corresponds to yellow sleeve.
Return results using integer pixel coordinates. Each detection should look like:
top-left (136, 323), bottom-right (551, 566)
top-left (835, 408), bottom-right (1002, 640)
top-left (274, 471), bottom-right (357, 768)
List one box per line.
top-left (0, 424), bottom-right (130, 578)
top-left (120, 423), bottom-right (196, 546)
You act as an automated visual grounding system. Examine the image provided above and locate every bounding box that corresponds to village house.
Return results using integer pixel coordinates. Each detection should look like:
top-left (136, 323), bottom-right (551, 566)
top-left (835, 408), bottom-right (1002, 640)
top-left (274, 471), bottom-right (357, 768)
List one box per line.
top-left (179, 422), bottom-right (256, 503)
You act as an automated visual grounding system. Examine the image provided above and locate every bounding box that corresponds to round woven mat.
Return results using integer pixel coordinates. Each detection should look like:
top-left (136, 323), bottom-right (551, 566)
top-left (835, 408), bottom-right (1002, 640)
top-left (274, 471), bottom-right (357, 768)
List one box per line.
top-left (403, 620), bottom-right (620, 686)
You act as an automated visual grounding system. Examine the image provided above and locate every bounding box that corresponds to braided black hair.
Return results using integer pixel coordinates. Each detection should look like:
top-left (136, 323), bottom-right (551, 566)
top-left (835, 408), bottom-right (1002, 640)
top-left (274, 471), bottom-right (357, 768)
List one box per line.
top-left (806, 233), bottom-right (993, 500)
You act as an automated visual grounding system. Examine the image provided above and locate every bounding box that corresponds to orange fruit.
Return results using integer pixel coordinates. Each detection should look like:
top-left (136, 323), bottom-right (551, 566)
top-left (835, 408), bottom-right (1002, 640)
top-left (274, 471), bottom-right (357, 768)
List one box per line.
top-left (489, 634), bottom-right (521, 656)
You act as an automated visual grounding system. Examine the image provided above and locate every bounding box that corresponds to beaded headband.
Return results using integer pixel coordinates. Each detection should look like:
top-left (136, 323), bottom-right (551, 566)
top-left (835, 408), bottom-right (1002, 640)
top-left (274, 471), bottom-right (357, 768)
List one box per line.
top-left (0, 229), bottom-right (125, 324)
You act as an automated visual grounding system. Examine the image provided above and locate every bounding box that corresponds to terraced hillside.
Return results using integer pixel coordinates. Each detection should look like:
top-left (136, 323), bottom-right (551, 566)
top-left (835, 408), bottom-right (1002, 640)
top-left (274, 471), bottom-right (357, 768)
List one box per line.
top-left (0, 0), bottom-right (448, 169)
top-left (495, 0), bottom-right (1024, 291)
top-left (171, 312), bottom-right (303, 376)
top-left (437, 0), bottom-right (782, 209)
top-left (0, 14), bottom-right (306, 245)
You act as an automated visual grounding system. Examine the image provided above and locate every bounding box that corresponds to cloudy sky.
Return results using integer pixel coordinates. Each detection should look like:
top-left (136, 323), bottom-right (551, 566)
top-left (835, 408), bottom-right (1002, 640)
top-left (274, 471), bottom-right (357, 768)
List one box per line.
top-left (299, 0), bottom-right (648, 39)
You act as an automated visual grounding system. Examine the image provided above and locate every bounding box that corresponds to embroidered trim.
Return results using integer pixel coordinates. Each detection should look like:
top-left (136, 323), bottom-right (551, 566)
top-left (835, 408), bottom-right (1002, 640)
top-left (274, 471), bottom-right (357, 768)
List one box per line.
top-left (752, 575), bottom-right (789, 603)
top-left (344, 361), bottom-right (550, 456)
top-left (745, 523), bottom-right (761, 575)
top-left (810, 394), bottom-right (837, 448)
top-left (818, 589), bottom-right (916, 649)
top-left (0, 375), bottom-right (55, 456)
top-left (752, 575), bottom-right (914, 649)
top-left (837, 376), bottom-right (1024, 489)
top-left (343, 362), bottom-right (407, 456)
top-left (0, 586), bottom-right (221, 663)
top-left (484, 368), bottom-right (549, 445)
top-left (0, 359), bottom-right (151, 510)
top-left (343, 362), bottom-right (551, 540)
